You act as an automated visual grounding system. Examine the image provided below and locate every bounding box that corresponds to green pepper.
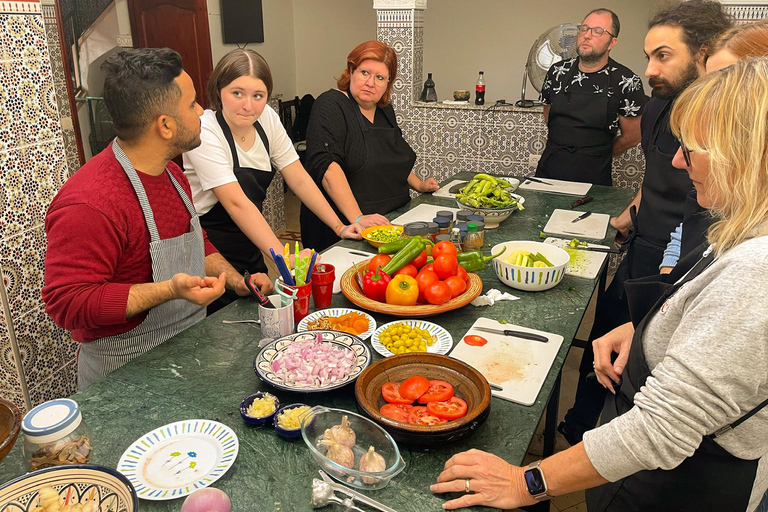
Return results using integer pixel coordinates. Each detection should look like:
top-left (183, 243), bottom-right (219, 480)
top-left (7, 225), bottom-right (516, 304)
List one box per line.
top-left (457, 247), bottom-right (507, 272)
top-left (378, 237), bottom-right (412, 254)
top-left (381, 237), bottom-right (427, 274)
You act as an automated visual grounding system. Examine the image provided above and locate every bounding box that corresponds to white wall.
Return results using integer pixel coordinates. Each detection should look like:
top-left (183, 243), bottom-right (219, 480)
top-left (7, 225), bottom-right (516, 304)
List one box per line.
top-left (292, 0), bottom-right (377, 99)
top-left (422, 0), bottom-right (659, 103)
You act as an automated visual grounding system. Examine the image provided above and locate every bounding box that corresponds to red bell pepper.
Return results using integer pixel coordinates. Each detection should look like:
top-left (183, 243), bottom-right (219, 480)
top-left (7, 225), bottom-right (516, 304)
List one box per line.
top-left (362, 266), bottom-right (391, 303)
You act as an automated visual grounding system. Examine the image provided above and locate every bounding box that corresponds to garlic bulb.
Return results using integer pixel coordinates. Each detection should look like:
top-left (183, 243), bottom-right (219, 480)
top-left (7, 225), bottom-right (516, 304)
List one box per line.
top-left (319, 430), bottom-right (355, 468)
top-left (359, 445), bottom-right (386, 483)
top-left (327, 415), bottom-right (356, 447)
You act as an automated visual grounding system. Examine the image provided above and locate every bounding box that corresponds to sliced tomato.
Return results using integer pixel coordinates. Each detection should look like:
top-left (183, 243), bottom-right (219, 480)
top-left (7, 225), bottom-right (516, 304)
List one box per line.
top-left (463, 335), bottom-right (488, 347)
top-left (427, 396), bottom-right (468, 420)
top-left (408, 406), bottom-right (447, 425)
top-left (381, 381), bottom-right (413, 404)
top-left (399, 375), bottom-right (430, 401)
top-left (416, 379), bottom-right (454, 404)
top-left (380, 403), bottom-right (414, 423)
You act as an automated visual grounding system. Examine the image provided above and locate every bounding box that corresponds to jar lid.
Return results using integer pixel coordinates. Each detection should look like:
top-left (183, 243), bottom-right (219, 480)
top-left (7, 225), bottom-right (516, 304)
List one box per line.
top-left (456, 211), bottom-right (470, 221)
top-left (466, 215), bottom-right (484, 223)
top-left (433, 217), bottom-right (451, 228)
top-left (436, 210), bottom-right (454, 220)
top-left (467, 222), bottom-right (478, 232)
top-left (22, 398), bottom-right (82, 443)
top-left (435, 235), bottom-right (451, 242)
top-left (426, 222), bottom-right (439, 233)
top-left (475, 221), bottom-right (485, 230)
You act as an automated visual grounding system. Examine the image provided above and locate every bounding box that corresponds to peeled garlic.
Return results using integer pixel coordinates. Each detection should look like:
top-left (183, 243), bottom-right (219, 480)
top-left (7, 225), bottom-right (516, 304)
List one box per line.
top-left (359, 445), bottom-right (386, 484)
top-left (319, 430), bottom-right (354, 468)
top-left (327, 415), bottom-right (356, 447)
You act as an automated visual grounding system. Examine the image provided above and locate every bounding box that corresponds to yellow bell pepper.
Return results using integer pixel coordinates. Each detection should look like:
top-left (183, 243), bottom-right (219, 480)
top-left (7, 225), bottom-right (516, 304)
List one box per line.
top-left (385, 275), bottom-right (419, 306)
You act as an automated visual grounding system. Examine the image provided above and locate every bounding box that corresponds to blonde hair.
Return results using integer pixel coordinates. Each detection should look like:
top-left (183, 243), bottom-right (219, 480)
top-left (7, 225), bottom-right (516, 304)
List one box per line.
top-left (709, 19), bottom-right (768, 59)
top-left (670, 57), bottom-right (768, 255)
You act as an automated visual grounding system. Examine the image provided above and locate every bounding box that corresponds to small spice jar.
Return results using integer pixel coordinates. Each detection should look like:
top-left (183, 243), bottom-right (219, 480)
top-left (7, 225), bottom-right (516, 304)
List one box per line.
top-left (436, 210), bottom-right (455, 222)
top-left (466, 214), bottom-right (484, 225)
top-left (474, 220), bottom-right (485, 247)
top-left (426, 222), bottom-right (439, 242)
top-left (456, 211), bottom-right (471, 223)
top-left (433, 217), bottom-right (451, 237)
top-left (435, 234), bottom-right (451, 243)
top-left (464, 222), bottom-right (482, 251)
top-left (22, 398), bottom-right (93, 471)
top-left (402, 222), bottom-right (424, 238)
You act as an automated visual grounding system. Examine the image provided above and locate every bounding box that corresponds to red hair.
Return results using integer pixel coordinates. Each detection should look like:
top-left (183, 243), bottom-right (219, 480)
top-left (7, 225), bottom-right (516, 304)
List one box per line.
top-left (337, 40), bottom-right (398, 107)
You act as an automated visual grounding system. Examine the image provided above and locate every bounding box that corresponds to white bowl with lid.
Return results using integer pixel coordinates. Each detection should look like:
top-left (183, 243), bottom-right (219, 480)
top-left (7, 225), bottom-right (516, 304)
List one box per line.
top-left (21, 398), bottom-right (93, 470)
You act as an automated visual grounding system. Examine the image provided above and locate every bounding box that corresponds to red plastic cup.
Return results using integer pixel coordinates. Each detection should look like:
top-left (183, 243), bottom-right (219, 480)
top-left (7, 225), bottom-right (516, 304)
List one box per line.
top-left (288, 281), bottom-right (312, 322)
top-left (311, 264), bottom-right (335, 309)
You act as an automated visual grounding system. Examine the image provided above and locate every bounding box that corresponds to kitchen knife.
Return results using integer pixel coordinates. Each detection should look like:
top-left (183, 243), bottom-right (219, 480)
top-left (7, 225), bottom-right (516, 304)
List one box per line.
top-left (572, 211), bottom-right (592, 223)
top-left (569, 195), bottom-right (594, 209)
top-left (571, 245), bottom-right (621, 254)
top-left (448, 181), bottom-right (468, 194)
top-left (473, 326), bottom-right (549, 343)
top-left (523, 176), bottom-right (554, 186)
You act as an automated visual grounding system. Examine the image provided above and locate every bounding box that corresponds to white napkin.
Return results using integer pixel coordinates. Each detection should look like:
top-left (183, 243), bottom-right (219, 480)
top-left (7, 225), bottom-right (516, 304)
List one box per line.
top-left (470, 288), bottom-right (520, 306)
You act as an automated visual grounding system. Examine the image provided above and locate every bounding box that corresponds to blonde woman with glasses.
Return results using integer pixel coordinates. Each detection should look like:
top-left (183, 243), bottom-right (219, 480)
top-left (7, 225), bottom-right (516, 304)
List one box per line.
top-left (300, 40), bottom-right (439, 251)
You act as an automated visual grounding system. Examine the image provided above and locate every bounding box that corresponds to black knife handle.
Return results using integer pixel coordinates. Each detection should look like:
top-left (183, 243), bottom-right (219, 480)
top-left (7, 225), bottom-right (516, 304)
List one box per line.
top-left (504, 330), bottom-right (549, 342)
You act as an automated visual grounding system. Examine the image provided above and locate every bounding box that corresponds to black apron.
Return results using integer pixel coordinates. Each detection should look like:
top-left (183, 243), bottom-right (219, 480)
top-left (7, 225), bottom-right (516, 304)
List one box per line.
top-left (680, 190), bottom-right (712, 261)
top-left (300, 93), bottom-right (416, 251)
top-left (536, 59), bottom-right (614, 186)
top-left (586, 243), bottom-right (766, 512)
top-left (200, 111), bottom-right (275, 276)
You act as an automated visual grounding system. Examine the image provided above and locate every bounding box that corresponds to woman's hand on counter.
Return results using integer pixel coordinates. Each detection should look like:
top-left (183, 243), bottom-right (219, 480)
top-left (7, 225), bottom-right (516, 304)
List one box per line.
top-left (340, 223), bottom-right (364, 239)
top-left (416, 177), bottom-right (440, 193)
top-left (593, 321), bottom-right (635, 392)
top-left (357, 213), bottom-right (390, 228)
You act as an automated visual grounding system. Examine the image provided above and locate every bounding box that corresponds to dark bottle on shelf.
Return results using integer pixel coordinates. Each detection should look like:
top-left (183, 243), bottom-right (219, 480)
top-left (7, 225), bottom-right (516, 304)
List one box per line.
top-left (475, 71), bottom-right (485, 105)
top-left (420, 72), bottom-right (438, 102)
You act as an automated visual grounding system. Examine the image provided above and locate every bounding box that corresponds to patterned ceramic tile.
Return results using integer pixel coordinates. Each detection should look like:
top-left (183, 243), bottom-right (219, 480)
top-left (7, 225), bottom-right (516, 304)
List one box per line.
top-left (0, 13), bottom-right (46, 62)
top-left (29, 358), bottom-right (77, 408)
top-left (1, 224), bottom-right (46, 316)
top-left (0, 148), bottom-right (24, 240)
top-left (0, 298), bottom-right (26, 412)
top-left (10, 306), bottom-right (71, 391)
top-left (11, 58), bottom-right (60, 146)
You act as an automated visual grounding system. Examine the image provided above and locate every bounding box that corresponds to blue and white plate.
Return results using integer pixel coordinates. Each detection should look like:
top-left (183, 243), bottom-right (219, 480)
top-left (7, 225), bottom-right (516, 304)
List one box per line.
top-left (254, 330), bottom-right (371, 392)
top-left (117, 419), bottom-right (238, 501)
top-left (371, 320), bottom-right (454, 358)
top-left (297, 308), bottom-right (376, 340)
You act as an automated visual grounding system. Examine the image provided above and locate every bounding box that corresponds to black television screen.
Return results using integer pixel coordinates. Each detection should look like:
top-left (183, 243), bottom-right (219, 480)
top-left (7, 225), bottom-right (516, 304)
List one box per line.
top-left (221, 0), bottom-right (264, 44)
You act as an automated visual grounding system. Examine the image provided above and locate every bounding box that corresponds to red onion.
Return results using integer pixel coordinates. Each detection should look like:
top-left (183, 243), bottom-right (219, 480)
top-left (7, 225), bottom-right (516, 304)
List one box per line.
top-left (181, 488), bottom-right (231, 512)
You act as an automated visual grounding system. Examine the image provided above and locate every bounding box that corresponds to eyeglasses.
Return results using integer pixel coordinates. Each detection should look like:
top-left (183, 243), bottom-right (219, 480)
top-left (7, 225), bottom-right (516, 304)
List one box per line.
top-left (577, 24), bottom-right (616, 38)
top-left (678, 139), bottom-right (693, 167)
top-left (356, 68), bottom-right (390, 86)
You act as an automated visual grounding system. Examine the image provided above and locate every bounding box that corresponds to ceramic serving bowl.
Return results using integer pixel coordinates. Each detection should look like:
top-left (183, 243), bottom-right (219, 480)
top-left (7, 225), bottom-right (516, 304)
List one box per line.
top-left (0, 398), bottom-right (21, 463)
top-left (0, 464), bottom-right (138, 511)
top-left (361, 225), bottom-right (403, 248)
top-left (492, 241), bottom-right (570, 291)
top-left (240, 392), bottom-right (280, 427)
top-left (354, 353), bottom-right (491, 446)
top-left (274, 403), bottom-right (315, 439)
top-left (456, 193), bottom-right (525, 228)
top-left (453, 90), bottom-right (470, 101)
top-left (301, 406), bottom-right (405, 490)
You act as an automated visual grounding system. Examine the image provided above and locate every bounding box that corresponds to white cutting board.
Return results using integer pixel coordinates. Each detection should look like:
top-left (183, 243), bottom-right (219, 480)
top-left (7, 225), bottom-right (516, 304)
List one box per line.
top-left (449, 318), bottom-right (563, 406)
top-left (390, 204), bottom-right (459, 225)
top-left (518, 177), bottom-right (592, 196)
top-left (433, 180), bottom-right (466, 199)
top-left (318, 246), bottom-right (374, 294)
top-left (543, 209), bottom-right (610, 240)
top-left (543, 237), bottom-right (609, 280)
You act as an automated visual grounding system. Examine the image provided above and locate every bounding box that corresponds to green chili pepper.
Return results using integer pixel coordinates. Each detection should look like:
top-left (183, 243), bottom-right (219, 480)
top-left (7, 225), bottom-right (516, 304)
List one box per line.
top-left (381, 237), bottom-right (428, 274)
top-left (378, 237), bottom-right (412, 254)
top-left (457, 247), bottom-right (507, 272)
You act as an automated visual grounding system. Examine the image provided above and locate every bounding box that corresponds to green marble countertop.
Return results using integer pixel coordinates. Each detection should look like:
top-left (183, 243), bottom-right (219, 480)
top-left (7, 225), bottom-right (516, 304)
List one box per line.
top-left (0, 172), bottom-right (634, 511)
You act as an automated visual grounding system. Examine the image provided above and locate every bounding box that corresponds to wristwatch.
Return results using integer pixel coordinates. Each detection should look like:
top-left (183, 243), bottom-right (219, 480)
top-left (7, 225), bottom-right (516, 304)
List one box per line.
top-left (524, 460), bottom-right (551, 501)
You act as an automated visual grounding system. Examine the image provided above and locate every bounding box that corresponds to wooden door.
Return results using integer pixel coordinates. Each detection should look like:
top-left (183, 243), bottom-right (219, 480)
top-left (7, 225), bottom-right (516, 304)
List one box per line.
top-left (127, 0), bottom-right (213, 109)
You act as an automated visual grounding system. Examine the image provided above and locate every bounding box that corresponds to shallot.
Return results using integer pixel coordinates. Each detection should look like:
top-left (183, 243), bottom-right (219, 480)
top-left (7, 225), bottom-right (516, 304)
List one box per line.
top-left (270, 337), bottom-right (356, 388)
top-left (181, 488), bottom-right (231, 512)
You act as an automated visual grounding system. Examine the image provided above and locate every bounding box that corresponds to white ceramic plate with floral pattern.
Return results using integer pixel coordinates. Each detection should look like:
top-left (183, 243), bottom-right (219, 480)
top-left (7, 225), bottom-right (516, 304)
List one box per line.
top-left (297, 308), bottom-right (376, 340)
top-left (371, 320), bottom-right (454, 358)
top-left (117, 419), bottom-right (238, 501)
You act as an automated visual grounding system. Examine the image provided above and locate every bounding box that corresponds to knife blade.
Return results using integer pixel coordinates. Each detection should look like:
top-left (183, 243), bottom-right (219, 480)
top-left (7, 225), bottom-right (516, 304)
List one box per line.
top-left (473, 326), bottom-right (549, 343)
top-left (347, 249), bottom-right (374, 257)
top-left (523, 176), bottom-right (554, 186)
top-left (448, 181), bottom-right (468, 194)
top-left (571, 245), bottom-right (621, 254)
top-left (572, 211), bottom-right (592, 223)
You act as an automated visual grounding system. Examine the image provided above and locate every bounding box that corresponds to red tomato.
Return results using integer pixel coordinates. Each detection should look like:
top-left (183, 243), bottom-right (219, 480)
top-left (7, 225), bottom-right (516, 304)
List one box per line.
top-left (433, 255), bottom-right (458, 280)
top-left (380, 403), bottom-right (414, 423)
top-left (415, 270), bottom-right (439, 303)
top-left (408, 249), bottom-right (428, 269)
top-left (421, 263), bottom-right (435, 273)
top-left (408, 406), bottom-right (448, 425)
top-left (399, 375), bottom-right (430, 401)
top-left (427, 396), bottom-right (468, 420)
top-left (463, 335), bottom-right (488, 347)
top-left (381, 381), bottom-right (412, 404)
top-left (432, 241), bottom-right (458, 260)
top-left (417, 380), bottom-right (455, 404)
top-left (367, 254), bottom-right (391, 273)
top-left (394, 264), bottom-right (418, 279)
top-left (444, 276), bottom-right (467, 298)
top-left (424, 281), bottom-right (452, 305)
top-left (456, 265), bottom-right (469, 283)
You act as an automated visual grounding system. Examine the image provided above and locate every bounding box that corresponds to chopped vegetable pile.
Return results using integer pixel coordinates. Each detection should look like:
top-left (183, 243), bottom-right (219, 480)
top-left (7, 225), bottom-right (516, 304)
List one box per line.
top-left (270, 337), bottom-right (357, 388)
top-left (246, 395), bottom-right (277, 418)
top-left (504, 250), bottom-right (554, 267)
top-left (365, 226), bottom-right (402, 243)
top-left (378, 323), bottom-right (436, 355)
top-left (277, 405), bottom-right (312, 429)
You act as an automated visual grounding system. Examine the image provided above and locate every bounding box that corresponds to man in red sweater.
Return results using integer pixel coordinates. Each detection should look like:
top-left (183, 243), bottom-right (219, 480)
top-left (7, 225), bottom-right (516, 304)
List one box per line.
top-left (43, 48), bottom-right (272, 389)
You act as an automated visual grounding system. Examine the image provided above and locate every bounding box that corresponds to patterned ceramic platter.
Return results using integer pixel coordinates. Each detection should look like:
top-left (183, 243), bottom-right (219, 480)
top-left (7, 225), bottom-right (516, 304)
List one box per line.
top-left (117, 419), bottom-right (239, 501)
top-left (340, 260), bottom-right (483, 317)
top-left (254, 330), bottom-right (371, 392)
top-left (371, 320), bottom-right (454, 358)
top-left (0, 464), bottom-right (138, 512)
top-left (297, 308), bottom-right (376, 340)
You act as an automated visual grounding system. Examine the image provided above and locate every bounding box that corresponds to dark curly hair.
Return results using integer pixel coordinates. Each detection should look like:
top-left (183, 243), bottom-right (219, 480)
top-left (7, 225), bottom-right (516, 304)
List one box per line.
top-left (102, 48), bottom-right (183, 141)
top-left (648, 0), bottom-right (732, 56)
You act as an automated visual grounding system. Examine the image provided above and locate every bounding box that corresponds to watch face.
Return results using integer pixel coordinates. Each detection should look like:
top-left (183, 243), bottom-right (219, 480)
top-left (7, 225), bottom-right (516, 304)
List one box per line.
top-left (525, 467), bottom-right (546, 495)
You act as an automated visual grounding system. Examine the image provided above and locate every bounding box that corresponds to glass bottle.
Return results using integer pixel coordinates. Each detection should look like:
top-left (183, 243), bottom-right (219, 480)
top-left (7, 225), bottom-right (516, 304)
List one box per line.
top-left (449, 227), bottom-right (463, 252)
top-left (475, 71), bottom-right (485, 105)
top-left (464, 223), bottom-right (482, 251)
top-left (420, 73), bottom-right (438, 102)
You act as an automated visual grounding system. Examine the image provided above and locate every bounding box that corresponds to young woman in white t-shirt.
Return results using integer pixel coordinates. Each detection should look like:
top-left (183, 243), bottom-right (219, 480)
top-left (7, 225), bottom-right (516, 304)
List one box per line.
top-left (183, 49), bottom-right (362, 311)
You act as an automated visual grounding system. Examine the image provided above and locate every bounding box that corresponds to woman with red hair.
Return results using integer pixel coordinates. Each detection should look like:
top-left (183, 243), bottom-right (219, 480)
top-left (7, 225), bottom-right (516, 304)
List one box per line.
top-left (300, 40), bottom-right (438, 251)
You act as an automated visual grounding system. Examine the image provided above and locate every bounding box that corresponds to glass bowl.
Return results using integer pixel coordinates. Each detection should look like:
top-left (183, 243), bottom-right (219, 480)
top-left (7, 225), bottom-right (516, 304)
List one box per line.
top-left (300, 406), bottom-right (405, 490)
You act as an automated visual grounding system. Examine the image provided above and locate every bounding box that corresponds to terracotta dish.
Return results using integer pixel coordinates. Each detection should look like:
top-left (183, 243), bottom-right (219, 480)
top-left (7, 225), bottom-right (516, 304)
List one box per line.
top-left (354, 353), bottom-right (492, 445)
top-left (340, 259), bottom-right (483, 317)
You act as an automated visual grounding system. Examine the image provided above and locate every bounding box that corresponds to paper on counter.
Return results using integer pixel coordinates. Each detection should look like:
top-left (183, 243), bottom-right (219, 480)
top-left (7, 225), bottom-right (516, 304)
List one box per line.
top-left (470, 288), bottom-right (520, 306)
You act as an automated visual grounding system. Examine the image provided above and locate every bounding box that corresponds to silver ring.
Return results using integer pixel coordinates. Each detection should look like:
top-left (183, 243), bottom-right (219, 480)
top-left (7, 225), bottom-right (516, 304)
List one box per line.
top-left (465, 478), bottom-right (471, 493)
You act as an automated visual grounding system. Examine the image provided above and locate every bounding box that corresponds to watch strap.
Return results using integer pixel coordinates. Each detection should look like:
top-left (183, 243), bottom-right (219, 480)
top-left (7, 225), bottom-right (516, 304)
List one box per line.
top-left (525, 460), bottom-right (551, 501)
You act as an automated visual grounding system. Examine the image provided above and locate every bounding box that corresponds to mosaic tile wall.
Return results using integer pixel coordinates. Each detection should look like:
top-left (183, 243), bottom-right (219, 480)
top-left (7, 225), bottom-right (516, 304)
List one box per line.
top-left (376, 3), bottom-right (646, 194)
top-left (0, 0), bottom-right (78, 413)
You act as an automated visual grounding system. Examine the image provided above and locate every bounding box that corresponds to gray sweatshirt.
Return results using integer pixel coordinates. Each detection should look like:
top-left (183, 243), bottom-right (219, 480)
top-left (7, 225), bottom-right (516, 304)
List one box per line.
top-left (583, 235), bottom-right (768, 512)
